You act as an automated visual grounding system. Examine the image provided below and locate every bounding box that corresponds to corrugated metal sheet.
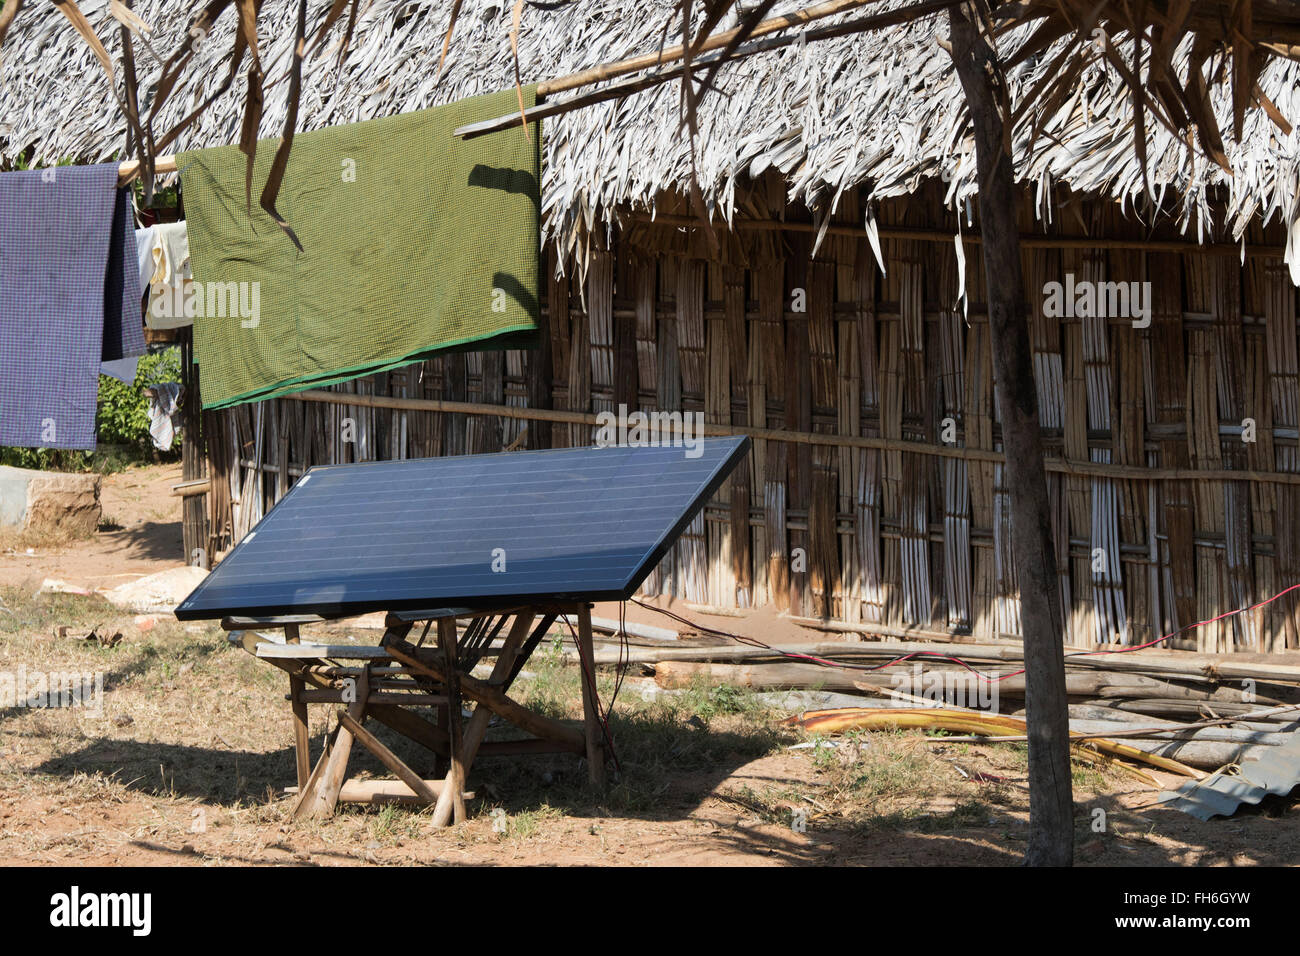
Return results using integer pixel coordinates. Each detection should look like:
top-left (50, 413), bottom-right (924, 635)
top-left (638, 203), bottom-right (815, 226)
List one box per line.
top-left (1158, 732), bottom-right (1300, 820)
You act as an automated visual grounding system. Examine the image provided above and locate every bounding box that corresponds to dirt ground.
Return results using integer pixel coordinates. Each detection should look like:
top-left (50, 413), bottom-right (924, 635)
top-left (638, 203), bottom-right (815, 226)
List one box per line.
top-left (1, 463), bottom-right (1298, 866)
top-left (0, 464), bottom-right (185, 593)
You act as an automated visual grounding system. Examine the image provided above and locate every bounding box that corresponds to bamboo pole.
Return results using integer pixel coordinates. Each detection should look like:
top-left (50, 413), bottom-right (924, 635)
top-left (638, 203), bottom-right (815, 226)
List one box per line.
top-left (538, 0), bottom-right (882, 96)
top-left (935, 702), bottom-right (1300, 743)
top-left (453, 0), bottom-right (964, 140)
top-left (785, 706), bottom-right (1205, 777)
top-left (332, 777), bottom-right (468, 805)
top-left (117, 155), bottom-right (178, 184)
top-left (284, 388), bottom-right (1300, 486)
top-left (170, 477), bottom-right (211, 497)
top-left (654, 659), bottom-right (1295, 703)
top-left (631, 214), bottom-right (1287, 259)
top-left (784, 612), bottom-right (1018, 642)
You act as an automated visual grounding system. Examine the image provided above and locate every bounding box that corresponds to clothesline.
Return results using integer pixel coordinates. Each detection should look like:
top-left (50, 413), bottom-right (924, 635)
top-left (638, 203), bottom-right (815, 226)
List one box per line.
top-left (118, 156), bottom-right (178, 184)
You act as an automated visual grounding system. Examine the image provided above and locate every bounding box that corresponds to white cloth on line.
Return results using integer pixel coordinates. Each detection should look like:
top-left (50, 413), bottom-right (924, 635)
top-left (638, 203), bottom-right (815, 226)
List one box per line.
top-left (145, 222), bottom-right (194, 330)
top-left (133, 226), bottom-right (156, 296)
top-left (144, 382), bottom-right (183, 450)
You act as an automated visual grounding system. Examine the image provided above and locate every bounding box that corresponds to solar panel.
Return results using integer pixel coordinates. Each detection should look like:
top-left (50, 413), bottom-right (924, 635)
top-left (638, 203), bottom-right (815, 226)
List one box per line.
top-left (175, 436), bottom-right (750, 620)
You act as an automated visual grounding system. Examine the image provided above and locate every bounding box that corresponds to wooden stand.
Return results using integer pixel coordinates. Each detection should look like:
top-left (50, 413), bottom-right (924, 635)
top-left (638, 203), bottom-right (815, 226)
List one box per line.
top-left (222, 602), bottom-right (607, 825)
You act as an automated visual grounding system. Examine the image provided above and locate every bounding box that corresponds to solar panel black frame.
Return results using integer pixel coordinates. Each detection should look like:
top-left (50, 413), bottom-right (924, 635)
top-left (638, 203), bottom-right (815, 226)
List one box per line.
top-left (175, 436), bottom-right (751, 620)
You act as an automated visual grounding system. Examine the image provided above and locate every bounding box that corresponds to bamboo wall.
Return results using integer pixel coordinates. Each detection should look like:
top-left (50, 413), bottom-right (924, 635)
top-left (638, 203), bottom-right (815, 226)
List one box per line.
top-left (196, 187), bottom-right (1300, 654)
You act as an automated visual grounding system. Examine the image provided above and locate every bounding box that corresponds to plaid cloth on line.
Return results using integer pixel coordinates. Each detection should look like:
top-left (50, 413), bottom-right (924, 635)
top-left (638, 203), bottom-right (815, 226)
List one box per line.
top-left (0, 163), bottom-right (145, 449)
top-left (180, 85), bottom-right (541, 410)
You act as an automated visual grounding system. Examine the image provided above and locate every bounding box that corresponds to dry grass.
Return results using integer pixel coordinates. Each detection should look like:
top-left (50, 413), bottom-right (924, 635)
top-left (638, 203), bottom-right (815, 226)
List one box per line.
top-left (0, 525), bottom-right (92, 555)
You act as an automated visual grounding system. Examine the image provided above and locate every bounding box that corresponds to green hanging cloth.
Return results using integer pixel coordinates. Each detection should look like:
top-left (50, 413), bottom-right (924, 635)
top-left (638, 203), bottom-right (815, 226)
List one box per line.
top-left (180, 86), bottom-right (540, 410)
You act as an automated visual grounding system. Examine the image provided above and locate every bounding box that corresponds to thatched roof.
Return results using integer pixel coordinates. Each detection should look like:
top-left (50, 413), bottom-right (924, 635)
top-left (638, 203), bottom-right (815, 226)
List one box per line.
top-left (3, 0), bottom-right (1299, 271)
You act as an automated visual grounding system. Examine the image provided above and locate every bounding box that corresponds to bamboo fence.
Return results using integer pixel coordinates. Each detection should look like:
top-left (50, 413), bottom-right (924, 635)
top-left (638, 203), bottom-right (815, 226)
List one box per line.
top-left (192, 186), bottom-right (1300, 654)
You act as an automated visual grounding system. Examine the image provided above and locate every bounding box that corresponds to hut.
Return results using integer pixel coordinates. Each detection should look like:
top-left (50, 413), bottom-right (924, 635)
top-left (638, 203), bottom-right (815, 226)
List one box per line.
top-left (4, 0), bottom-right (1300, 654)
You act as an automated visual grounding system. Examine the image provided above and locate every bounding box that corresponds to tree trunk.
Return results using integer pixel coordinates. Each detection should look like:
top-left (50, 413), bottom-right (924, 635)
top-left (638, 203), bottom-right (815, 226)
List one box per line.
top-left (947, 4), bottom-right (1074, 866)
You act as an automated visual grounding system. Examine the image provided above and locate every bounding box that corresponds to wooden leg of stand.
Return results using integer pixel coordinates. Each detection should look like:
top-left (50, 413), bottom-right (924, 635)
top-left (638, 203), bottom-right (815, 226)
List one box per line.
top-left (432, 618), bottom-right (468, 826)
top-left (291, 723), bottom-right (337, 817)
top-left (295, 667), bottom-right (369, 819)
top-left (339, 712), bottom-right (439, 806)
top-left (433, 704), bottom-right (450, 779)
top-left (290, 675), bottom-right (311, 790)
top-left (452, 611), bottom-right (537, 800)
top-left (575, 605), bottom-right (607, 790)
top-left (286, 623), bottom-right (310, 789)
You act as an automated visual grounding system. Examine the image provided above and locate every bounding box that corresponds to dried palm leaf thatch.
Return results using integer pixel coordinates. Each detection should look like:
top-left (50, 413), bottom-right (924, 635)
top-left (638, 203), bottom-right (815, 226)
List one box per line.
top-left (996, 1), bottom-right (1300, 197)
top-left (649, 1), bottom-right (1300, 249)
top-left (2, 1), bottom-right (1298, 276)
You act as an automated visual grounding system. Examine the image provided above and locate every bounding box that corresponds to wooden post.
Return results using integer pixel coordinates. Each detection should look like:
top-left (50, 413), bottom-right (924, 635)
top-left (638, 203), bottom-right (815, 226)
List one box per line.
top-left (291, 724), bottom-right (337, 814)
top-left (948, 6), bottom-right (1073, 866)
top-left (178, 328), bottom-right (209, 562)
top-left (286, 623), bottom-right (311, 790)
top-left (295, 666), bottom-right (369, 818)
top-left (433, 703), bottom-right (450, 779)
top-left (433, 610), bottom-right (538, 828)
top-left (575, 604), bottom-right (607, 790)
top-left (438, 618), bottom-right (469, 824)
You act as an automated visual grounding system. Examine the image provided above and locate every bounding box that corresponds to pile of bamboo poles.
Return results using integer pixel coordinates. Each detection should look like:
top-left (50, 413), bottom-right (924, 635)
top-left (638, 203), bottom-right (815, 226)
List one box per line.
top-left (627, 636), bottom-right (1300, 773)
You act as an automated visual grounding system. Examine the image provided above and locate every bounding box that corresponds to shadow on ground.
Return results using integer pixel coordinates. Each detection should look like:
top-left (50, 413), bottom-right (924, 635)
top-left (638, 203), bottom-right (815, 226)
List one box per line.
top-left (93, 520), bottom-right (184, 564)
top-left (29, 709), bottom-right (776, 816)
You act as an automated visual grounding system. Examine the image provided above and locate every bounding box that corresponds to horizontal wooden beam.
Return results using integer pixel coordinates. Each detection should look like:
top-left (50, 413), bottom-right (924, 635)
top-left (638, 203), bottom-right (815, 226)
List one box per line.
top-left (295, 690), bottom-right (448, 706)
top-left (287, 777), bottom-right (473, 805)
top-left (537, 0), bottom-right (878, 97)
top-left (257, 643), bottom-right (393, 659)
top-left (223, 614), bottom-right (327, 630)
top-left (631, 213), bottom-right (1287, 258)
top-left (170, 478), bottom-right (211, 497)
top-left (117, 155), bottom-right (178, 185)
top-left (285, 389), bottom-right (1300, 486)
top-left (477, 737), bottom-right (585, 756)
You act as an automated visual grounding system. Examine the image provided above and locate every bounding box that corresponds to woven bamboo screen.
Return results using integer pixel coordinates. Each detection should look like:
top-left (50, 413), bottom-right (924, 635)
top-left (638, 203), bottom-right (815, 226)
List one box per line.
top-left (200, 191), bottom-right (1300, 654)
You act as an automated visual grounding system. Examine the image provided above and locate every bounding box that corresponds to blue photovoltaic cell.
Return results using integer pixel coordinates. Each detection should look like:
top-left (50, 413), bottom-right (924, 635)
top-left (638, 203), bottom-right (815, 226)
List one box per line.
top-left (175, 436), bottom-right (750, 620)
